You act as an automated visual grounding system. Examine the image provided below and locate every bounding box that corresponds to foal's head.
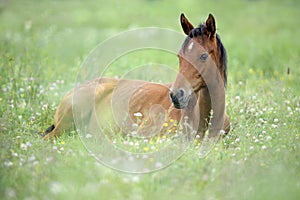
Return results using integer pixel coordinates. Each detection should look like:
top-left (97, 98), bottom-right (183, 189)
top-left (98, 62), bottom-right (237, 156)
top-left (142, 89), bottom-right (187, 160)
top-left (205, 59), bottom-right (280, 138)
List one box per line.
top-left (170, 13), bottom-right (227, 109)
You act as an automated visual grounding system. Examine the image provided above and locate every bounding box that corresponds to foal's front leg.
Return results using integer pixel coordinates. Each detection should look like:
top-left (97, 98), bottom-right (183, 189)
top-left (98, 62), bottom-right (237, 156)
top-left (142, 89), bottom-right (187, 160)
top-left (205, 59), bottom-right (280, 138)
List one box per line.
top-left (198, 87), bottom-right (212, 138)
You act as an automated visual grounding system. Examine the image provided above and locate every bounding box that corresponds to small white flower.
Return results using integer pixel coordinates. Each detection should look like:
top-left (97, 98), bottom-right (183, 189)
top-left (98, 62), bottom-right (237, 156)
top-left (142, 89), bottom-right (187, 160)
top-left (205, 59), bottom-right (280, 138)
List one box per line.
top-left (143, 139), bottom-right (149, 143)
top-left (12, 152), bottom-right (18, 157)
top-left (132, 123), bottom-right (138, 128)
top-left (266, 136), bottom-right (272, 141)
top-left (271, 124), bottom-right (278, 128)
top-left (249, 146), bottom-right (254, 150)
top-left (219, 130), bottom-right (225, 135)
top-left (273, 118), bottom-right (279, 123)
top-left (261, 145), bottom-right (267, 150)
top-left (131, 176), bottom-right (140, 183)
top-left (4, 161), bottom-right (13, 167)
top-left (133, 112), bottom-right (143, 117)
top-left (85, 134), bottom-right (92, 139)
top-left (235, 96), bottom-right (240, 101)
top-left (20, 143), bottom-right (27, 151)
top-left (26, 142), bottom-right (32, 147)
top-left (155, 162), bottom-right (163, 168)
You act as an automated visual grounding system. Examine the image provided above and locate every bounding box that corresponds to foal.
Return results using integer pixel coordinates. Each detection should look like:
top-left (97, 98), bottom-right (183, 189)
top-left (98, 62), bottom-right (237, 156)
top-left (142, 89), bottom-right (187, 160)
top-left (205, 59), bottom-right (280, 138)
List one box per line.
top-left (42, 13), bottom-right (230, 140)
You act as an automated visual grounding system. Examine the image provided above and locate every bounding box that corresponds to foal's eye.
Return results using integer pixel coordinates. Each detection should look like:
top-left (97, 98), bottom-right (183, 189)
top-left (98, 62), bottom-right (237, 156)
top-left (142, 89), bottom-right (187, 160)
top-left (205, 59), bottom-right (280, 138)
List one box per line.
top-left (200, 53), bottom-right (208, 62)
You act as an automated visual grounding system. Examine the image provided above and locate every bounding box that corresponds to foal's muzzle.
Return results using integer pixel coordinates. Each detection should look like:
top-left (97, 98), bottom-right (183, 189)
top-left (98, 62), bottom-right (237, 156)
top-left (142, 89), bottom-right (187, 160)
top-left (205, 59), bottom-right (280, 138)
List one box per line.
top-left (169, 89), bottom-right (190, 109)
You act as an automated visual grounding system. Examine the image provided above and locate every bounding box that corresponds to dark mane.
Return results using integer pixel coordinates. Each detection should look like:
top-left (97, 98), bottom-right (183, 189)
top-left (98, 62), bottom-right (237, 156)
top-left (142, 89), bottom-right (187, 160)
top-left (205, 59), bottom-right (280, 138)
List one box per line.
top-left (216, 33), bottom-right (227, 87)
top-left (181, 24), bottom-right (228, 87)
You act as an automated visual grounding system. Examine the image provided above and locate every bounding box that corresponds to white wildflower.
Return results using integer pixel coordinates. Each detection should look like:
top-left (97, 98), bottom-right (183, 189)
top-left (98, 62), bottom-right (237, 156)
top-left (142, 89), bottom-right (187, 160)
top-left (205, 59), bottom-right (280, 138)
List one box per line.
top-left (266, 136), bottom-right (272, 141)
top-left (132, 123), bottom-right (138, 128)
top-left (155, 162), bottom-right (163, 168)
top-left (26, 142), bottom-right (32, 147)
top-left (133, 112), bottom-right (143, 117)
top-left (20, 143), bottom-right (27, 151)
top-left (4, 161), bottom-right (13, 167)
top-left (131, 176), bottom-right (140, 183)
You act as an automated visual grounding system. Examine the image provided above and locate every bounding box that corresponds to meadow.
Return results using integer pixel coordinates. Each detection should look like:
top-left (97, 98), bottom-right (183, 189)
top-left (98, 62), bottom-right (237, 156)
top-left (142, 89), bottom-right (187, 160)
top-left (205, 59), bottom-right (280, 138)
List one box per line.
top-left (0, 0), bottom-right (299, 199)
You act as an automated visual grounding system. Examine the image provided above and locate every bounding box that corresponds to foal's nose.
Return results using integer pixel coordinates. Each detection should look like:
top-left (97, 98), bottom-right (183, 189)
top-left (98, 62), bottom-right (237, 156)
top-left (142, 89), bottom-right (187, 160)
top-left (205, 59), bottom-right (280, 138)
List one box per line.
top-left (169, 89), bottom-right (185, 107)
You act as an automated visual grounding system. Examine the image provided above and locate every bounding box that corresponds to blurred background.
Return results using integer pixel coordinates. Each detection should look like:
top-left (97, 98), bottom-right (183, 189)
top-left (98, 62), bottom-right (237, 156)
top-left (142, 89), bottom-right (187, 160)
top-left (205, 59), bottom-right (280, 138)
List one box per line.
top-left (1, 0), bottom-right (299, 84)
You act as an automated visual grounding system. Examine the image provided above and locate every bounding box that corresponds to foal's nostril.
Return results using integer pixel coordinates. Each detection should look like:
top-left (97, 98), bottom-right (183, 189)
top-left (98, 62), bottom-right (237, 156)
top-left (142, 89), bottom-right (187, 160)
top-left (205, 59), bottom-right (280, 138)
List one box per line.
top-left (179, 89), bottom-right (184, 97)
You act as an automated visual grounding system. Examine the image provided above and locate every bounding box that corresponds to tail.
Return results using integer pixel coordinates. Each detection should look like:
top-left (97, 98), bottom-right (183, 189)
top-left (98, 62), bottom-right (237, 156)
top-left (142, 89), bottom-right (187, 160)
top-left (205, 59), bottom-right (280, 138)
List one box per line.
top-left (38, 124), bottom-right (55, 137)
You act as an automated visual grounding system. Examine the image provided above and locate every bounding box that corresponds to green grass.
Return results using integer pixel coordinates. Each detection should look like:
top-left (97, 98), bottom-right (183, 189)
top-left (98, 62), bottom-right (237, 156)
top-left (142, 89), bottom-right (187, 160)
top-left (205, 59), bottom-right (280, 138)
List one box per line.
top-left (1, 0), bottom-right (300, 199)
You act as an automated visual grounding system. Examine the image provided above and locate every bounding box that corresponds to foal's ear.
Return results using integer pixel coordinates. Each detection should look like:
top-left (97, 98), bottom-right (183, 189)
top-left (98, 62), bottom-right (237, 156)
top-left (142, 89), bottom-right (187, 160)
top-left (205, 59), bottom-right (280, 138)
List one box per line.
top-left (206, 13), bottom-right (216, 39)
top-left (180, 13), bottom-right (194, 35)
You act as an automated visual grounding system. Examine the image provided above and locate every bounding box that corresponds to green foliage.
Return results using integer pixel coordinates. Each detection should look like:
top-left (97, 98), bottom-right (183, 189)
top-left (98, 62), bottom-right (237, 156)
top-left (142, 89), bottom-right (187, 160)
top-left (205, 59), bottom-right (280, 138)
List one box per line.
top-left (0, 0), bottom-right (299, 199)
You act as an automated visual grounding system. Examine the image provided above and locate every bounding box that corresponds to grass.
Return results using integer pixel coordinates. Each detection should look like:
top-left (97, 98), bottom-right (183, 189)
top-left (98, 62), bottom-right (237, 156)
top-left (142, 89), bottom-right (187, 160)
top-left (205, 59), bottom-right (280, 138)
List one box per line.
top-left (0, 0), bottom-right (299, 199)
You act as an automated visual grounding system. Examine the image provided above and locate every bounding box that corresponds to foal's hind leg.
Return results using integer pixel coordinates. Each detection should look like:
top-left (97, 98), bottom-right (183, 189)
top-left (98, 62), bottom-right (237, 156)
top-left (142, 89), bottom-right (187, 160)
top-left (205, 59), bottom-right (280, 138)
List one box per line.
top-left (42, 95), bottom-right (75, 140)
top-left (43, 127), bottom-right (61, 140)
